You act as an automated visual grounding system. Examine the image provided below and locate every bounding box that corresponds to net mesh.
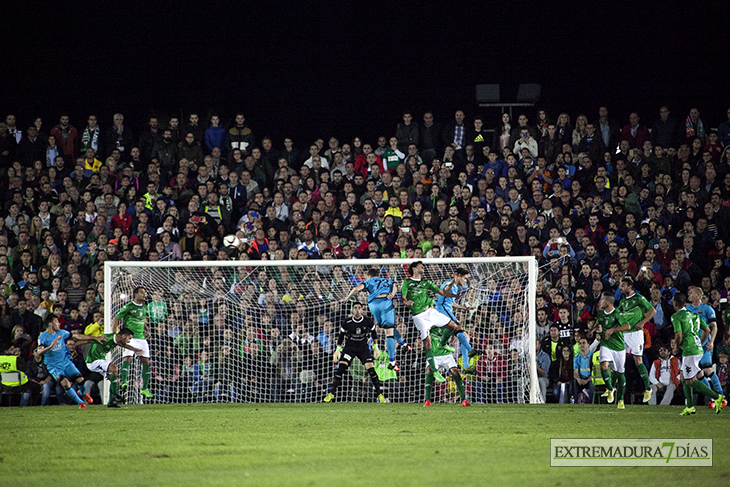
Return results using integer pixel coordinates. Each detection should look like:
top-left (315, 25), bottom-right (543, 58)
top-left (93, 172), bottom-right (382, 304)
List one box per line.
top-left (107, 259), bottom-right (538, 404)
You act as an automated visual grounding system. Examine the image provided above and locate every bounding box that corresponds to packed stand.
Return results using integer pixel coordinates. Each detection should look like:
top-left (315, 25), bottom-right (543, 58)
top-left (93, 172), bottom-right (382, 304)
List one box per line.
top-left (1, 106), bottom-right (730, 405)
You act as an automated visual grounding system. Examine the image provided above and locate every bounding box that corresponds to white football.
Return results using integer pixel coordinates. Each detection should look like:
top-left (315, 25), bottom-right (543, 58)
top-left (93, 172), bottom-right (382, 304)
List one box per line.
top-left (223, 235), bottom-right (241, 248)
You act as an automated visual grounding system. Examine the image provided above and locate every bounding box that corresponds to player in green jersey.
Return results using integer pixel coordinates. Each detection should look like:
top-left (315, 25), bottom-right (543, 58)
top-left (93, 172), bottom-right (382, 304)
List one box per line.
top-left (617, 277), bottom-right (655, 403)
top-left (423, 326), bottom-right (469, 407)
top-left (85, 328), bottom-right (141, 407)
top-left (595, 292), bottom-right (626, 408)
top-left (113, 286), bottom-right (153, 399)
top-left (401, 261), bottom-right (473, 383)
top-left (671, 293), bottom-right (725, 416)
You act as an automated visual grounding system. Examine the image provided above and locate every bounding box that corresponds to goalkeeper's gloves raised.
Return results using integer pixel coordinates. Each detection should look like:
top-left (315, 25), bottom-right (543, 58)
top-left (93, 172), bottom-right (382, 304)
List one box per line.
top-left (333, 346), bottom-right (342, 364)
top-left (372, 344), bottom-right (380, 360)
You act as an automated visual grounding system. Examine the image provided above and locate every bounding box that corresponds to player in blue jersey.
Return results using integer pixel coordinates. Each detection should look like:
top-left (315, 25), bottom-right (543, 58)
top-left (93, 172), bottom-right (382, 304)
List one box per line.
top-left (686, 286), bottom-right (726, 406)
top-left (434, 268), bottom-right (482, 373)
top-left (37, 315), bottom-right (104, 409)
top-left (341, 268), bottom-right (407, 371)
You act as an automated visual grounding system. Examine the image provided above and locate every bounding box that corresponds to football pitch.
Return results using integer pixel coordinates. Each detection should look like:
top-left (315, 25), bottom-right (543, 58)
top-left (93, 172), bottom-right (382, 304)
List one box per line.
top-left (1, 403), bottom-right (727, 487)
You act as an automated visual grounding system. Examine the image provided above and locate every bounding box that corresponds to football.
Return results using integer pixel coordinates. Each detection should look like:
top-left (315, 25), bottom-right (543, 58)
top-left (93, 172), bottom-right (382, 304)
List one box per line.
top-left (223, 234), bottom-right (241, 248)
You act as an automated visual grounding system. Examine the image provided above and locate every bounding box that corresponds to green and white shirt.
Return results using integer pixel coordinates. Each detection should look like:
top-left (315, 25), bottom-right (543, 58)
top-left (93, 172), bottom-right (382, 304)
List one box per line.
top-left (671, 308), bottom-right (707, 357)
top-left (597, 308), bottom-right (624, 351)
top-left (617, 292), bottom-right (652, 332)
top-left (401, 278), bottom-right (440, 316)
top-left (116, 301), bottom-right (147, 339)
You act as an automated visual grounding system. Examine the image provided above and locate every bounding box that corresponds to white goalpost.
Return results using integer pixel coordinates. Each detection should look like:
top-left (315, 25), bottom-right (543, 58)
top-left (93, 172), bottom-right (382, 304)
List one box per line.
top-left (103, 257), bottom-right (539, 404)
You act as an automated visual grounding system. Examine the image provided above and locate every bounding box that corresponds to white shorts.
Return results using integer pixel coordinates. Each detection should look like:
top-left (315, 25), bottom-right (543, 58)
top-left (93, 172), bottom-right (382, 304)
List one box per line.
top-left (681, 354), bottom-right (702, 380)
top-left (122, 338), bottom-right (150, 358)
top-left (413, 308), bottom-right (452, 340)
top-left (599, 346), bottom-right (626, 374)
top-left (87, 359), bottom-right (112, 377)
top-left (429, 354), bottom-right (458, 373)
top-left (623, 330), bottom-right (644, 356)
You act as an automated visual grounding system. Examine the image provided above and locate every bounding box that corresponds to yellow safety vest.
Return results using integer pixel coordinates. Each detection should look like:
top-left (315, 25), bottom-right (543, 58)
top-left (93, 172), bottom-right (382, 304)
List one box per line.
top-left (0, 355), bottom-right (29, 386)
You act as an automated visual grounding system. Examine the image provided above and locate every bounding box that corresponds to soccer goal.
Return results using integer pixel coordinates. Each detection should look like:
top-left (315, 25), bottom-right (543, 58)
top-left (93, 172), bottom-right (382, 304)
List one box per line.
top-left (103, 257), bottom-right (539, 404)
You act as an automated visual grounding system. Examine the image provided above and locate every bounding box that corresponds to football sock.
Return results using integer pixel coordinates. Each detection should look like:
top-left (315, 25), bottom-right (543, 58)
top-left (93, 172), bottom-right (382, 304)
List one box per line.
top-left (109, 374), bottom-right (119, 404)
top-left (706, 372), bottom-right (723, 395)
top-left (76, 381), bottom-right (86, 396)
top-left (65, 386), bottom-right (84, 405)
top-left (142, 364), bottom-right (151, 390)
top-left (691, 378), bottom-right (719, 400)
top-left (699, 377), bottom-right (713, 392)
top-left (612, 372), bottom-right (625, 401)
top-left (455, 330), bottom-right (473, 366)
top-left (424, 373), bottom-right (434, 402)
top-left (601, 368), bottom-right (614, 390)
top-left (367, 367), bottom-right (381, 395)
top-left (425, 348), bottom-right (438, 375)
top-left (683, 383), bottom-right (694, 407)
top-left (636, 363), bottom-right (650, 391)
top-left (120, 361), bottom-right (130, 384)
top-left (386, 337), bottom-right (396, 363)
top-left (454, 374), bottom-right (466, 401)
top-left (393, 329), bottom-right (406, 347)
top-left (331, 363), bottom-right (347, 395)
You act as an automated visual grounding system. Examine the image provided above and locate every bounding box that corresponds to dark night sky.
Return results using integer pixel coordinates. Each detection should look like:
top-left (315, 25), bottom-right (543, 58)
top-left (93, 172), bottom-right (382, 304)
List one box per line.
top-left (2, 2), bottom-right (726, 145)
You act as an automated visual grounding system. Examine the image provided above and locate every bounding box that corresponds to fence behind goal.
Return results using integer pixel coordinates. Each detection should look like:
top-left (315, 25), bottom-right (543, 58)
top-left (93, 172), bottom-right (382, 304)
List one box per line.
top-left (104, 257), bottom-right (538, 404)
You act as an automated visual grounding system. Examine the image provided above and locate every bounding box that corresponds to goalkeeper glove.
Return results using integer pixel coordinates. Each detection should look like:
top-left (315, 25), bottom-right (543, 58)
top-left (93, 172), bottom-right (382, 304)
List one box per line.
top-left (333, 346), bottom-right (342, 364)
top-left (372, 344), bottom-right (381, 360)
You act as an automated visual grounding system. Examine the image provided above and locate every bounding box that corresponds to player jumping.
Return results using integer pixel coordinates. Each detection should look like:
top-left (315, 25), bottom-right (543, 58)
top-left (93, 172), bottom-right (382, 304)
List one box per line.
top-left (324, 302), bottom-right (386, 403)
top-left (617, 277), bottom-right (654, 403)
top-left (671, 293), bottom-right (725, 416)
top-left (341, 268), bottom-right (406, 371)
top-left (596, 292), bottom-right (626, 409)
top-left (424, 325), bottom-right (470, 407)
top-left (113, 286), bottom-right (153, 399)
top-left (685, 286), bottom-right (726, 407)
top-left (434, 268), bottom-right (481, 374)
top-left (37, 316), bottom-right (104, 409)
top-left (401, 261), bottom-right (478, 383)
top-left (85, 328), bottom-right (142, 408)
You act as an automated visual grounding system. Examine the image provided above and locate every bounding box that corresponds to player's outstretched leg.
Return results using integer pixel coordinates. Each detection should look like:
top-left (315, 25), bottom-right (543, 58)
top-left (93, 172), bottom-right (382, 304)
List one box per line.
top-left (393, 328), bottom-right (410, 350)
top-left (691, 377), bottom-right (719, 410)
top-left (60, 379), bottom-right (86, 408)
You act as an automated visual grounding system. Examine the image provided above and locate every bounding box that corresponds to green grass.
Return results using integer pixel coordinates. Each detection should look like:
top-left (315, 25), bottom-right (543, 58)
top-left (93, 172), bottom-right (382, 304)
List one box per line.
top-left (1, 403), bottom-right (728, 487)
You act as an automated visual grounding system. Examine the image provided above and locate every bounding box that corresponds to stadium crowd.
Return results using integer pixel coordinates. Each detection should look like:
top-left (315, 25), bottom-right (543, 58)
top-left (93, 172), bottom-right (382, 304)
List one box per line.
top-left (1, 105), bottom-right (730, 406)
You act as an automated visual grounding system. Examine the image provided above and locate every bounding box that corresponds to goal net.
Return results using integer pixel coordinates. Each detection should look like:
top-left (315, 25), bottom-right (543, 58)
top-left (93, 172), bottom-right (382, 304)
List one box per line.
top-left (104, 257), bottom-right (539, 404)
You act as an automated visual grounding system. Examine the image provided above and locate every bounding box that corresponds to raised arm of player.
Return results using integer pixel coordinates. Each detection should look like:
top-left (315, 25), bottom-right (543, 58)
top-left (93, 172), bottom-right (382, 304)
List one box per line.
top-left (73, 334), bottom-right (106, 345)
top-left (437, 287), bottom-right (459, 298)
top-left (340, 283), bottom-right (366, 303)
